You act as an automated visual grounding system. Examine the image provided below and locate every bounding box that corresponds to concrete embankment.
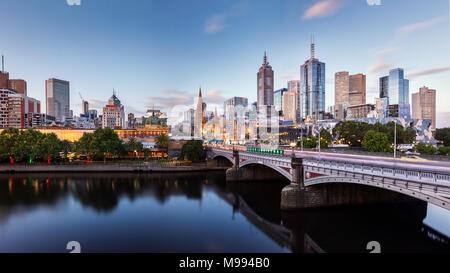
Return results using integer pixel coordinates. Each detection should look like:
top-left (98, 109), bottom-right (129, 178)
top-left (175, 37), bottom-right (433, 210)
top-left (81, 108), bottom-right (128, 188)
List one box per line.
top-left (0, 164), bottom-right (228, 173)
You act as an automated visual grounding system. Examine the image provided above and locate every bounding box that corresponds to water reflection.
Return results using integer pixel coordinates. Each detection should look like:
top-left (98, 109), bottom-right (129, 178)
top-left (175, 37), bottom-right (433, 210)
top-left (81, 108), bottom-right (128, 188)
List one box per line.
top-left (0, 173), bottom-right (448, 253)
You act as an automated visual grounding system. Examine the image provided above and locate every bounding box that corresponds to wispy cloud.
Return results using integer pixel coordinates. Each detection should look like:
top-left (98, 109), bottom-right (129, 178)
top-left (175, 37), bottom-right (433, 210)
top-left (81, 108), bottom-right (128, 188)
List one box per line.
top-left (407, 67), bottom-right (450, 79)
top-left (395, 16), bottom-right (447, 42)
top-left (367, 62), bottom-right (392, 74)
top-left (204, 90), bottom-right (226, 104)
top-left (302, 0), bottom-right (345, 20)
top-left (146, 89), bottom-right (194, 110)
top-left (204, 1), bottom-right (249, 34)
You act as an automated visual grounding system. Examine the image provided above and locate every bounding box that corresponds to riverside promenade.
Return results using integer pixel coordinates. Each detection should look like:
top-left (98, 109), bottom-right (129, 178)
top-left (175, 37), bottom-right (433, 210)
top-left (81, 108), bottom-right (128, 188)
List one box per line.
top-left (0, 162), bottom-right (228, 173)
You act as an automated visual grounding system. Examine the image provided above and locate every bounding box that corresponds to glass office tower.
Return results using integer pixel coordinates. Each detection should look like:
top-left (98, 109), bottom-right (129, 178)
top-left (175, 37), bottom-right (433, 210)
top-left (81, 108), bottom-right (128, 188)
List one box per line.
top-left (379, 68), bottom-right (410, 119)
top-left (301, 42), bottom-right (325, 120)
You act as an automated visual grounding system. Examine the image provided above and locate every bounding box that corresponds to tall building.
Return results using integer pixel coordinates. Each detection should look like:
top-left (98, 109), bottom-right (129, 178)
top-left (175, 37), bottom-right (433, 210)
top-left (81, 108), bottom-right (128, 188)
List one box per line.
top-left (0, 89), bottom-right (17, 128)
top-left (334, 72), bottom-right (349, 120)
top-left (46, 78), bottom-right (70, 122)
top-left (224, 97), bottom-right (248, 141)
top-left (257, 52), bottom-right (274, 108)
top-left (334, 72), bottom-right (366, 120)
top-left (102, 92), bottom-right (125, 129)
top-left (194, 88), bottom-right (204, 138)
top-left (8, 79), bottom-right (27, 96)
top-left (282, 91), bottom-right (296, 122)
top-left (301, 39), bottom-right (325, 120)
top-left (287, 80), bottom-right (301, 123)
top-left (412, 86), bottom-right (436, 130)
top-left (82, 100), bottom-right (89, 116)
top-left (379, 68), bottom-right (410, 119)
top-left (274, 88), bottom-right (287, 114)
top-left (8, 94), bottom-right (41, 128)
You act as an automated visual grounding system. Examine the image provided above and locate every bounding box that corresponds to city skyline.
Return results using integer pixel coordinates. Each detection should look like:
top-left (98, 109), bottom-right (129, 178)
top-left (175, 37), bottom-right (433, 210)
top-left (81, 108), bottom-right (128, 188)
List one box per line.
top-left (1, 0), bottom-right (449, 127)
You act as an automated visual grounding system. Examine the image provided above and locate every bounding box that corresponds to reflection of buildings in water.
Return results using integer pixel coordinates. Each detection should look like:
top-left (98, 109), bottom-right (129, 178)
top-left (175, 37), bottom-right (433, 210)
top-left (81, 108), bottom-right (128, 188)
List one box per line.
top-left (0, 173), bottom-right (211, 216)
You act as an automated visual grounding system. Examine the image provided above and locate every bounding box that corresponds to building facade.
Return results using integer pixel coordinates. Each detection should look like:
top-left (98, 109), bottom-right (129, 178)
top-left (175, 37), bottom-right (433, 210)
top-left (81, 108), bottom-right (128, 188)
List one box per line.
top-left (7, 93), bottom-right (41, 128)
top-left (274, 88), bottom-right (287, 114)
top-left (379, 68), bottom-right (410, 119)
top-left (287, 80), bottom-right (301, 123)
top-left (412, 86), bottom-right (436, 130)
top-left (257, 52), bottom-right (274, 108)
top-left (346, 104), bottom-right (375, 120)
top-left (102, 93), bottom-right (125, 129)
top-left (334, 72), bottom-right (366, 120)
top-left (282, 91), bottom-right (296, 122)
top-left (301, 42), bottom-right (325, 121)
top-left (46, 78), bottom-right (70, 122)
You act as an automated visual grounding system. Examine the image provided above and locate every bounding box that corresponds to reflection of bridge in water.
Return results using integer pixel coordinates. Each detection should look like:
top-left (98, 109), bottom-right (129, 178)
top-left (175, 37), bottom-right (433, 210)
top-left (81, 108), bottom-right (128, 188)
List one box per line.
top-left (212, 187), bottom-right (326, 253)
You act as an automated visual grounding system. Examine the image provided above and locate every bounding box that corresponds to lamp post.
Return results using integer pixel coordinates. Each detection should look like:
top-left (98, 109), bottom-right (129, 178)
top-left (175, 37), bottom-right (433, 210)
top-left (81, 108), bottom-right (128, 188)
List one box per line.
top-left (394, 120), bottom-right (397, 159)
top-left (300, 125), bottom-right (304, 152)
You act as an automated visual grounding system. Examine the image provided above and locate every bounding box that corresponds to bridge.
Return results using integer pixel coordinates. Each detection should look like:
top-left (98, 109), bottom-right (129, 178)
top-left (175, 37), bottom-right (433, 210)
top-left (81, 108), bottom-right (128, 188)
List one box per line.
top-left (208, 148), bottom-right (450, 211)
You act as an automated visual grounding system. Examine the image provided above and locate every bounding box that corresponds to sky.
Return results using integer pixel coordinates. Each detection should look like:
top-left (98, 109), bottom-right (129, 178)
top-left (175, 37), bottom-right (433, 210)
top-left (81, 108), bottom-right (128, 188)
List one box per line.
top-left (1, 0), bottom-right (449, 127)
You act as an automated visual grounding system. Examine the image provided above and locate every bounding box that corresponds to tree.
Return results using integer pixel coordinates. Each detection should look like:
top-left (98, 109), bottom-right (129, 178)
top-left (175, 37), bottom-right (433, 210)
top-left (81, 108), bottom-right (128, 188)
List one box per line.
top-left (156, 133), bottom-right (170, 148)
top-left (333, 121), bottom-right (371, 147)
top-left (180, 140), bottom-right (205, 162)
top-left (0, 127), bottom-right (20, 161)
top-left (90, 128), bottom-right (124, 160)
top-left (298, 136), bottom-right (318, 149)
top-left (319, 128), bottom-right (332, 145)
top-left (438, 146), bottom-right (450, 156)
top-left (40, 133), bottom-right (63, 162)
top-left (362, 130), bottom-right (393, 153)
top-left (124, 137), bottom-right (144, 153)
top-left (415, 143), bottom-right (437, 155)
top-left (404, 127), bottom-right (417, 144)
top-left (435, 128), bottom-right (450, 147)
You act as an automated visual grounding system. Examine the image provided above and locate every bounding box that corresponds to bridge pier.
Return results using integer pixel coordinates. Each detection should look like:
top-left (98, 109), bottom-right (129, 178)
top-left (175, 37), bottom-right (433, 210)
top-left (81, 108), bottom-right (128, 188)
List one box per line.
top-left (281, 155), bottom-right (323, 210)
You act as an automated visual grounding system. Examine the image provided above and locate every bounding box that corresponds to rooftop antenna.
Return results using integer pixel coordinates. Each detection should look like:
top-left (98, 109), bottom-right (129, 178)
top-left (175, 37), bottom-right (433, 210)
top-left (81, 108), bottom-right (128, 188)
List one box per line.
top-left (311, 35), bottom-right (315, 59)
top-left (1, 55), bottom-right (4, 73)
top-left (263, 51), bottom-right (267, 65)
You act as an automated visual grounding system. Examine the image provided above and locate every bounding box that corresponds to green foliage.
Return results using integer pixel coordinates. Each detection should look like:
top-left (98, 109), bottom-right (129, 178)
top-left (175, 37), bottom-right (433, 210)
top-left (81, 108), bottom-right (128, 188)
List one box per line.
top-left (74, 128), bottom-right (124, 160)
top-left (333, 121), bottom-right (417, 147)
top-left (362, 130), bottom-right (393, 153)
top-left (435, 128), bottom-right (450, 147)
top-left (415, 143), bottom-right (437, 155)
top-left (155, 133), bottom-right (170, 148)
top-left (438, 146), bottom-right (450, 156)
top-left (297, 136), bottom-right (318, 149)
top-left (319, 128), bottom-right (332, 144)
top-left (0, 128), bottom-right (66, 163)
top-left (180, 140), bottom-right (205, 162)
top-left (123, 137), bottom-right (144, 154)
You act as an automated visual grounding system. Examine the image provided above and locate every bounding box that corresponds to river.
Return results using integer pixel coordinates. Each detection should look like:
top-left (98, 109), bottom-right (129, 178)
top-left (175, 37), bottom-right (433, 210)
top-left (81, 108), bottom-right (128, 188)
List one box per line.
top-left (0, 172), bottom-right (448, 253)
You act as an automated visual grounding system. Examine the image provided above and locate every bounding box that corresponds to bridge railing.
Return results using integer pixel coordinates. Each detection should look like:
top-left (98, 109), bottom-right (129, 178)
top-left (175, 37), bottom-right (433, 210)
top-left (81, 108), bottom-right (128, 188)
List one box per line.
top-left (304, 158), bottom-right (450, 186)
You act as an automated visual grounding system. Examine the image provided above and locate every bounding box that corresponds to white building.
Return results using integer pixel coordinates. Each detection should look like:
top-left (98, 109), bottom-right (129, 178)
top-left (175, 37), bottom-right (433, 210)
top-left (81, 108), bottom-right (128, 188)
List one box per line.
top-left (102, 93), bottom-right (125, 129)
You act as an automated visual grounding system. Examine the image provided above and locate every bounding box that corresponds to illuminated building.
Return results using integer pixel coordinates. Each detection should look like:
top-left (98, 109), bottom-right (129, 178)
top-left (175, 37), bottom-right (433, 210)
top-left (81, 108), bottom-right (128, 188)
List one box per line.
top-left (102, 92), bottom-right (125, 129)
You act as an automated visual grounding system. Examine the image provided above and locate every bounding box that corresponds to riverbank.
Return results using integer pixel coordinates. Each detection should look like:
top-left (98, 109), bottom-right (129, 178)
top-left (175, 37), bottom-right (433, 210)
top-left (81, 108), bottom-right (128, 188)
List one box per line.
top-left (0, 163), bottom-right (228, 173)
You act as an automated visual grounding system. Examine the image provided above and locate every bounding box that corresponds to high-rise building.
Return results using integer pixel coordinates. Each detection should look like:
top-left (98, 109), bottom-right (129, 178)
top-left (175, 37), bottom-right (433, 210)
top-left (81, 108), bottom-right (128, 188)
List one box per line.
top-left (257, 52), bottom-right (274, 108)
top-left (301, 39), bottom-right (325, 120)
top-left (379, 68), bottom-right (410, 119)
top-left (82, 100), bottom-right (89, 116)
top-left (274, 88), bottom-right (287, 114)
top-left (412, 86), bottom-right (436, 130)
top-left (46, 78), bottom-right (70, 122)
top-left (0, 89), bottom-right (17, 128)
top-left (194, 88), bottom-right (204, 138)
top-left (8, 93), bottom-right (41, 128)
top-left (334, 72), bottom-right (349, 120)
top-left (102, 92), bottom-right (125, 129)
top-left (282, 91), bottom-right (296, 122)
top-left (287, 80), bottom-right (301, 123)
top-left (224, 97), bottom-right (248, 141)
top-left (8, 79), bottom-right (27, 96)
top-left (334, 72), bottom-right (366, 120)
top-left (349, 73), bottom-right (366, 106)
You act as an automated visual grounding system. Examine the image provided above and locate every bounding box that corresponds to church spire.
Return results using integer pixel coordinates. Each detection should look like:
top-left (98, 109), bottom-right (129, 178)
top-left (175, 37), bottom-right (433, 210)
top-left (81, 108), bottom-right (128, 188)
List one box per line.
top-left (199, 86), bottom-right (202, 98)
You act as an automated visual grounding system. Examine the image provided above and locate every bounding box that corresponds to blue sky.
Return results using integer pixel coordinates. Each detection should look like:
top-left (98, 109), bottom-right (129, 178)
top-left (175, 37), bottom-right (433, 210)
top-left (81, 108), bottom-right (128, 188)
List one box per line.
top-left (1, 0), bottom-right (449, 127)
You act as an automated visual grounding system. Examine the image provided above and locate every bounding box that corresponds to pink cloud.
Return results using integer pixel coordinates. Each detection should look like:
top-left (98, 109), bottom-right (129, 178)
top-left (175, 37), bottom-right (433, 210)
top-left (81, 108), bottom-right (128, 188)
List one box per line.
top-left (302, 0), bottom-right (345, 20)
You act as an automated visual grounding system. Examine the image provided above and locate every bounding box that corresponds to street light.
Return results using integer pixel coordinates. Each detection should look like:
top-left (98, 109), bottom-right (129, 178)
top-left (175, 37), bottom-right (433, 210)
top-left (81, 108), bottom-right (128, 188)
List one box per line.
top-left (394, 120), bottom-right (397, 159)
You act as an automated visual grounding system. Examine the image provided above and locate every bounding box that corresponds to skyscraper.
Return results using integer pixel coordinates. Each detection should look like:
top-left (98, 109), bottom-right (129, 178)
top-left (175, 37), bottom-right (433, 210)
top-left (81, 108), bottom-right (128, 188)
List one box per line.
top-left (287, 80), bottom-right (301, 123)
top-left (194, 87), bottom-right (204, 138)
top-left (334, 72), bottom-right (349, 120)
top-left (282, 91), bottom-right (296, 122)
top-left (274, 88), bottom-right (287, 114)
top-left (334, 72), bottom-right (366, 120)
top-left (46, 78), bottom-right (70, 122)
top-left (257, 52), bottom-right (274, 108)
top-left (379, 68), bottom-right (410, 119)
top-left (301, 39), bottom-right (325, 120)
top-left (102, 92), bottom-right (125, 129)
top-left (412, 86), bottom-right (436, 130)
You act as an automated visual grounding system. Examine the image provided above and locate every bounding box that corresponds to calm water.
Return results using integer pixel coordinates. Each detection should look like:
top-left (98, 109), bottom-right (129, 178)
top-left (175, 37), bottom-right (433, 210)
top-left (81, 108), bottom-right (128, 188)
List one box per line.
top-left (0, 172), bottom-right (448, 253)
